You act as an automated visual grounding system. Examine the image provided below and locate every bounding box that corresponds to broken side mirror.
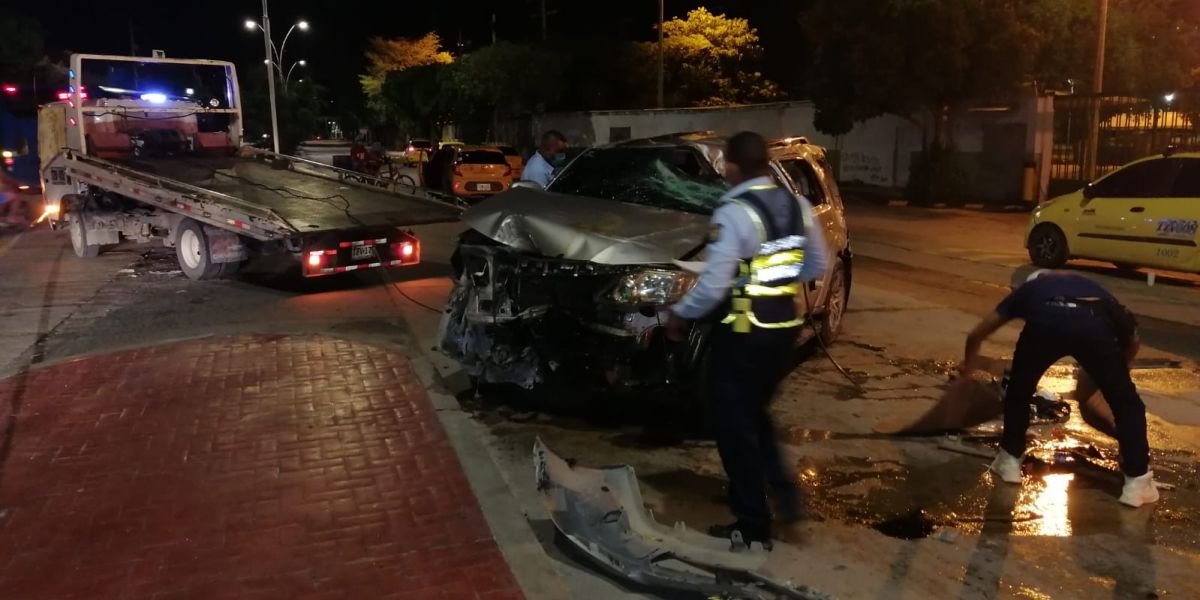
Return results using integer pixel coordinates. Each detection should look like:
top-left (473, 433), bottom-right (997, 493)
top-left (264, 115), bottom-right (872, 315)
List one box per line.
top-left (1081, 183), bottom-right (1096, 200)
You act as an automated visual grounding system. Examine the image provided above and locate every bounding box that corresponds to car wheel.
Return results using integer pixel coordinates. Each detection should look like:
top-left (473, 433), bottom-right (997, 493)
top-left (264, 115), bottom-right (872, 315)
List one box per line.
top-left (1028, 224), bottom-right (1069, 268)
top-left (819, 261), bottom-right (850, 345)
top-left (69, 211), bottom-right (102, 258)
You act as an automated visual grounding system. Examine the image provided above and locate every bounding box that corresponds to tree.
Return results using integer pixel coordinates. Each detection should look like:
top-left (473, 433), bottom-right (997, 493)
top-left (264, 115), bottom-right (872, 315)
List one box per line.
top-left (379, 63), bottom-right (463, 141)
top-left (241, 73), bottom-right (327, 152)
top-left (455, 42), bottom-right (568, 135)
top-left (552, 37), bottom-right (656, 110)
top-left (805, 0), bottom-right (1032, 139)
top-left (650, 7), bottom-right (782, 107)
top-left (359, 33), bottom-right (454, 101)
top-left (0, 9), bottom-right (43, 82)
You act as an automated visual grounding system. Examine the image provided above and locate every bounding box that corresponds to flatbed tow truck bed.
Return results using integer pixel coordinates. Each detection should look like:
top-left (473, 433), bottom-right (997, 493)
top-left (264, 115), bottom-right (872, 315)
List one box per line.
top-left (115, 155), bottom-right (457, 233)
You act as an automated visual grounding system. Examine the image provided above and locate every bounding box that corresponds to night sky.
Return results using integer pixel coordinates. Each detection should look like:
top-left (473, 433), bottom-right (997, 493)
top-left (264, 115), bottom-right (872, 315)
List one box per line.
top-left (9, 1), bottom-right (807, 111)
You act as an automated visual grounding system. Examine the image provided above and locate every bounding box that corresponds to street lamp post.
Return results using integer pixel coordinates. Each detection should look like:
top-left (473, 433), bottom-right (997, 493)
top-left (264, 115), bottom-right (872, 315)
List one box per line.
top-left (657, 0), bottom-right (664, 109)
top-left (1083, 0), bottom-right (1109, 181)
top-left (245, 5), bottom-right (308, 153)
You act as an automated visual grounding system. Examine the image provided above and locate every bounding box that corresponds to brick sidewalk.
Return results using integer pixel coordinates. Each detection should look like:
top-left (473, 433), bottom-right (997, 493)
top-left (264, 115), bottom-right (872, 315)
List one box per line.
top-left (0, 335), bottom-right (524, 600)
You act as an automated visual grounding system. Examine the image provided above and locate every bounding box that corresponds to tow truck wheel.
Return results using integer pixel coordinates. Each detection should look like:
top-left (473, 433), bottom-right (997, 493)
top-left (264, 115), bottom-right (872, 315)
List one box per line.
top-left (69, 212), bottom-right (102, 259)
top-left (175, 219), bottom-right (223, 280)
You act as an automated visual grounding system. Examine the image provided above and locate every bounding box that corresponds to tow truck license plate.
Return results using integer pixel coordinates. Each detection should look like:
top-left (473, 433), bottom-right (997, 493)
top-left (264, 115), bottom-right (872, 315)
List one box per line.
top-left (352, 245), bottom-right (378, 261)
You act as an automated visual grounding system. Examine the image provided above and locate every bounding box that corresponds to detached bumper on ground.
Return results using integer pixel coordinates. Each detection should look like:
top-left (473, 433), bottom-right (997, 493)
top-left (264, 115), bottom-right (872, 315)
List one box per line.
top-left (533, 438), bottom-right (830, 600)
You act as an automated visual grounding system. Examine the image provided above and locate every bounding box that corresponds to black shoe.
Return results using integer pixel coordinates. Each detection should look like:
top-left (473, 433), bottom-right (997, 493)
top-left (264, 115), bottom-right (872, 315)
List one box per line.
top-left (708, 521), bottom-right (773, 550)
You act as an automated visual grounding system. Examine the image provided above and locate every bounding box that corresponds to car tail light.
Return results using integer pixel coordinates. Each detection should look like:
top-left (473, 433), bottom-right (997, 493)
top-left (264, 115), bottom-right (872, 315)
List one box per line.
top-left (2, 85), bottom-right (16, 95)
top-left (407, 145), bottom-right (415, 152)
top-left (307, 252), bottom-right (323, 268)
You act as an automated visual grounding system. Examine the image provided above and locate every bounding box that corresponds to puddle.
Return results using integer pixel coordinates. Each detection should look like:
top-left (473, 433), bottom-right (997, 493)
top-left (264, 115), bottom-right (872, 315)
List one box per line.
top-left (873, 509), bottom-right (937, 539)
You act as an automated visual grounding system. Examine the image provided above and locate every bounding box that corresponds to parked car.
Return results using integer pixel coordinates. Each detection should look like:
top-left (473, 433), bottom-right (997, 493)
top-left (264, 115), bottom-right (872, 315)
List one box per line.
top-left (423, 145), bottom-right (513, 200)
top-left (404, 139), bottom-right (434, 166)
top-left (438, 133), bottom-right (853, 398)
top-left (1027, 152), bottom-right (1200, 273)
top-left (295, 139), bottom-right (353, 166)
top-left (487, 143), bottom-right (525, 180)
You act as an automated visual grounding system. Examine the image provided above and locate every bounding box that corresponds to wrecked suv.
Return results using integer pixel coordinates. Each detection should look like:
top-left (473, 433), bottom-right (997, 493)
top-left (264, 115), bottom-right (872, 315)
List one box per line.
top-left (438, 133), bottom-right (852, 395)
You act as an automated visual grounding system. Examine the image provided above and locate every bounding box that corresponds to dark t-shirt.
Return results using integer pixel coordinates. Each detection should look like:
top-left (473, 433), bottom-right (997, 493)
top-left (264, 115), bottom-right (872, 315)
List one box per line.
top-left (996, 273), bottom-right (1114, 320)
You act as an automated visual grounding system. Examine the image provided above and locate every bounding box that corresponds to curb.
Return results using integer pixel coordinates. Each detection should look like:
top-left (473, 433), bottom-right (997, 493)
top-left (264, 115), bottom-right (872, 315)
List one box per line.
top-left (407, 355), bottom-right (576, 600)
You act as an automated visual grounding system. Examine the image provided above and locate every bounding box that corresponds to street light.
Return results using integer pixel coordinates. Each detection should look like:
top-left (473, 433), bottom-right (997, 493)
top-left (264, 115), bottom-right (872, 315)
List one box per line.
top-left (243, 4), bottom-right (309, 153)
top-left (284, 59), bottom-right (307, 89)
top-left (1164, 92), bottom-right (1177, 106)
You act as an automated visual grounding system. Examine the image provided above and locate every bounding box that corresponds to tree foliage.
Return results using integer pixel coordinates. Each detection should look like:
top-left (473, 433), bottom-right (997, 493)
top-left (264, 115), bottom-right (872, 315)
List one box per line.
top-left (804, 0), bottom-right (1200, 137)
top-left (241, 74), bottom-right (327, 152)
top-left (380, 63), bottom-right (462, 140)
top-left (359, 33), bottom-right (454, 100)
top-left (456, 42), bottom-right (567, 118)
top-left (649, 7), bottom-right (782, 107)
top-left (805, 0), bottom-right (1031, 137)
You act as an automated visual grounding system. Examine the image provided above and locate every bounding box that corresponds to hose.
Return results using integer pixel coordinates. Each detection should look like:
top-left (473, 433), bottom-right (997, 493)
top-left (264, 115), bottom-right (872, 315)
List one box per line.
top-left (802, 280), bottom-right (861, 389)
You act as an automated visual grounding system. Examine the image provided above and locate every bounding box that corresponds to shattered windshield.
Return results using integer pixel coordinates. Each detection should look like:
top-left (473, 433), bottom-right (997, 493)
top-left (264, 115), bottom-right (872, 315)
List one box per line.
top-left (547, 147), bottom-right (726, 214)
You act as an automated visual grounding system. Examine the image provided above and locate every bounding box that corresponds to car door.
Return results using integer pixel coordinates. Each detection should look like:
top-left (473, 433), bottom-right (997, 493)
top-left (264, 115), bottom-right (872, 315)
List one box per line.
top-left (774, 157), bottom-right (838, 314)
top-left (1073, 157), bottom-right (1180, 264)
top-left (1148, 157), bottom-right (1200, 271)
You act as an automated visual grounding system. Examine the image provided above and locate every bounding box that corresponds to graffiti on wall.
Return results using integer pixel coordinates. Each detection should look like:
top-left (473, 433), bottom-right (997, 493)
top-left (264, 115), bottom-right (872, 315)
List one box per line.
top-left (839, 151), bottom-right (890, 186)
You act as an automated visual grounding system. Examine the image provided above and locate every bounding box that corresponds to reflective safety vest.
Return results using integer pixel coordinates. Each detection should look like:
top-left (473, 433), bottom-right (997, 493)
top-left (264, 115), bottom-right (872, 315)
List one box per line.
top-left (721, 183), bottom-right (811, 333)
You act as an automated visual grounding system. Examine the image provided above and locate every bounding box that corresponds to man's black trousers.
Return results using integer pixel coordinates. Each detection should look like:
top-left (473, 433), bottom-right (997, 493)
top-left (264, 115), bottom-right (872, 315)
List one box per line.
top-left (1003, 311), bottom-right (1150, 477)
top-left (707, 323), bottom-right (799, 537)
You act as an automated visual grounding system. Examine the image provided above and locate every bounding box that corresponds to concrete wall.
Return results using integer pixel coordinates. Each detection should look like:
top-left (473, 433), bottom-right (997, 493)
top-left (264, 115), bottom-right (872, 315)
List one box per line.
top-left (520, 92), bottom-right (1053, 202)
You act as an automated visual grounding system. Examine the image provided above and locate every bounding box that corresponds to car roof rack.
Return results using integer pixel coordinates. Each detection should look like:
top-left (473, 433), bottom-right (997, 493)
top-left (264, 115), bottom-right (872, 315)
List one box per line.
top-left (769, 136), bottom-right (809, 148)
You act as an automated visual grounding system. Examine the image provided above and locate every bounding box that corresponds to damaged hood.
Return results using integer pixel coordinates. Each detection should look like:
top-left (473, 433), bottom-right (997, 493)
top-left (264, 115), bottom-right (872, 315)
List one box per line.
top-left (461, 187), bottom-right (711, 265)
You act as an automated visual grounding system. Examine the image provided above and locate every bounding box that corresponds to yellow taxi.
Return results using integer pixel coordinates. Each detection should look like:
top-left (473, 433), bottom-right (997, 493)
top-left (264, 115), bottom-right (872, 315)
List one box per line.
top-left (423, 145), bottom-right (512, 199)
top-left (489, 144), bottom-right (525, 180)
top-left (1027, 152), bottom-right (1200, 273)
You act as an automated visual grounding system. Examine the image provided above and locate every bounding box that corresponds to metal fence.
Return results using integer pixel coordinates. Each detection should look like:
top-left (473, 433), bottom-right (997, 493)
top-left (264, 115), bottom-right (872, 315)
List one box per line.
top-left (1050, 94), bottom-right (1199, 193)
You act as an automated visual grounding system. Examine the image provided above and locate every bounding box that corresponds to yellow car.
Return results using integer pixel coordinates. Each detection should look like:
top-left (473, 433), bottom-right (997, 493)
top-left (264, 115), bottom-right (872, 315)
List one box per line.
top-left (1027, 152), bottom-right (1200, 273)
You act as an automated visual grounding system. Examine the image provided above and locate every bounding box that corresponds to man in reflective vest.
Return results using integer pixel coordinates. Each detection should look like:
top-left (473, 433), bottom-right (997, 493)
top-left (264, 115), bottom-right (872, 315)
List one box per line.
top-left (666, 132), bottom-right (828, 546)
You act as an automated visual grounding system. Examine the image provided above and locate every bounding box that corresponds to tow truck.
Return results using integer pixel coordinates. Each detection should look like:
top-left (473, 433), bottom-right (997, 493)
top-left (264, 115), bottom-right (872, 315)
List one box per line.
top-left (38, 54), bottom-right (462, 279)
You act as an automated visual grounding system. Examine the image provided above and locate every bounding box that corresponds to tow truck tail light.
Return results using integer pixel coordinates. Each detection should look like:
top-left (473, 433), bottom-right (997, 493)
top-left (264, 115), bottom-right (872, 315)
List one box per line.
top-left (57, 87), bottom-right (87, 101)
top-left (390, 240), bottom-right (418, 263)
top-left (307, 252), bottom-right (323, 267)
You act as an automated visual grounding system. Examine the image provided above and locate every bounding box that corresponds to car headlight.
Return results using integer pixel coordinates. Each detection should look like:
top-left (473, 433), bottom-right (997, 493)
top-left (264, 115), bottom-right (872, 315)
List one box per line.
top-left (611, 269), bottom-right (697, 306)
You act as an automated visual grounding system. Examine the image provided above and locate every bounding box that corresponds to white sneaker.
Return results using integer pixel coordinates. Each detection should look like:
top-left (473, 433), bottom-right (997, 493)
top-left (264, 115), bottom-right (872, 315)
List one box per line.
top-left (989, 449), bottom-right (1024, 484)
top-left (1119, 471), bottom-right (1160, 508)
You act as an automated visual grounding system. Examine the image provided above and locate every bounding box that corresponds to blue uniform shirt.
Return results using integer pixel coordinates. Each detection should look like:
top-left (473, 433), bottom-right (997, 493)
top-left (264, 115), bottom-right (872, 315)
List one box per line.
top-left (672, 176), bottom-right (829, 320)
top-left (996, 272), bottom-right (1113, 321)
top-left (522, 152), bottom-right (555, 188)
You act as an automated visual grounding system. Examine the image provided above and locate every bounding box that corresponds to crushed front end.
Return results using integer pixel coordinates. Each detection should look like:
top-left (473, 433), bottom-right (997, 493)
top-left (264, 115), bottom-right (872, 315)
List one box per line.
top-left (438, 238), bottom-right (700, 391)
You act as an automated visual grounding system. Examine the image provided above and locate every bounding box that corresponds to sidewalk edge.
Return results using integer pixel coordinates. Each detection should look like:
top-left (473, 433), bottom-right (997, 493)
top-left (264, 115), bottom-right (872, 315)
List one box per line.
top-left (407, 357), bottom-right (575, 600)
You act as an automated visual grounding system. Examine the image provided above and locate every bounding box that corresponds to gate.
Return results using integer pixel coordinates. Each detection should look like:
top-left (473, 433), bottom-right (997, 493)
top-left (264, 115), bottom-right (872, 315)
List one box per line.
top-left (1049, 94), bottom-right (1198, 196)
